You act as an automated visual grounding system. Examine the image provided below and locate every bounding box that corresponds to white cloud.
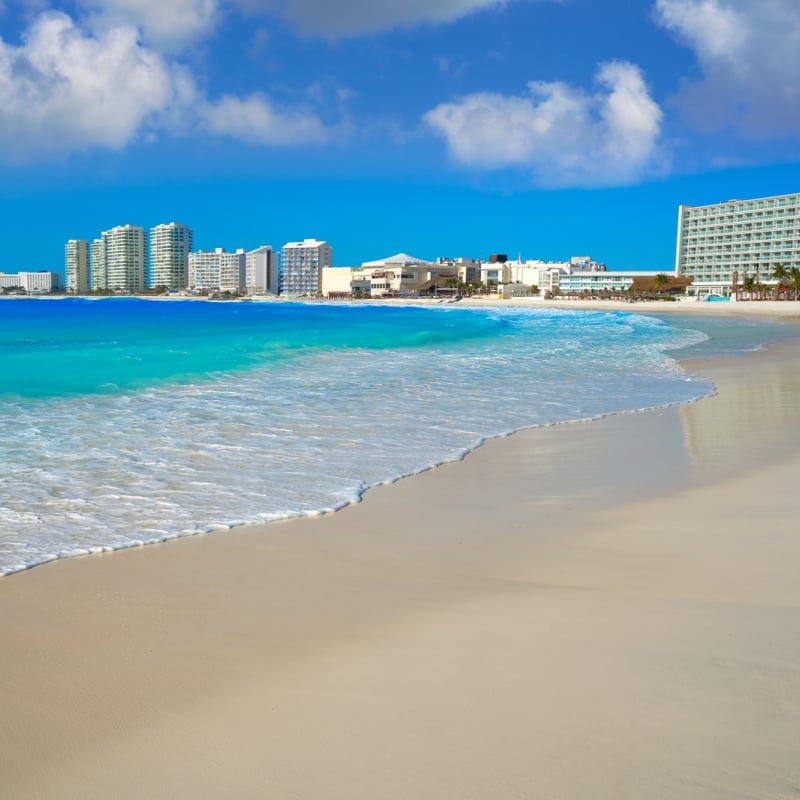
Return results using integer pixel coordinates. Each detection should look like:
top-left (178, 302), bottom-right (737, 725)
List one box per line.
top-left (80, 0), bottom-right (218, 51)
top-left (234, 0), bottom-right (514, 37)
top-left (0, 11), bottom-right (332, 162)
top-left (203, 93), bottom-right (328, 145)
top-left (0, 12), bottom-right (174, 159)
top-left (655, 0), bottom-right (800, 137)
top-left (424, 61), bottom-right (664, 187)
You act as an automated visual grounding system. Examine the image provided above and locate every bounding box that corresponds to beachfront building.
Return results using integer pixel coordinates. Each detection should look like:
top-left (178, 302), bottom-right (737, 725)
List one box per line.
top-left (65, 240), bottom-right (89, 294)
top-left (436, 257), bottom-right (483, 285)
top-left (0, 271), bottom-right (61, 293)
top-left (558, 270), bottom-right (661, 294)
top-left (280, 239), bottom-right (332, 296)
top-left (246, 246), bottom-right (279, 294)
top-left (675, 192), bottom-right (800, 298)
top-left (90, 238), bottom-right (106, 291)
top-left (320, 253), bottom-right (461, 298)
top-left (102, 225), bottom-right (146, 293)
top-left (188, 248), bottom-right (246, 293)
top-left (481, 256), bottom-right (607, 293)
top-left (150, 222), bottom-right (193, 290)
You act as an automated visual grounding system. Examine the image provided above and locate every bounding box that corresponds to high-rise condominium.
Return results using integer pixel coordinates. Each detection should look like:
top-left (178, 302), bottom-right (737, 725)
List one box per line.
top-left (246, 246), bottom-right (278, 294)
top-left (188, 248), bottom-right (246, 293)
top-left (91, 238), bottom-right (106, 291)
top-left (65, 239), bottom-right (89, 294)
top-left (150, 222), bottom-right (193, 289)
top-left (280, 239), bottom-right (332, 296)
top-left (676, 192), bottom-right (800, 291)
top-left (102, 225), bottom-right (146, 292)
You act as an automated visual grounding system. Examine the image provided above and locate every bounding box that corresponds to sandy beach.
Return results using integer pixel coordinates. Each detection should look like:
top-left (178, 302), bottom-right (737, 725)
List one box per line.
top-left (2, 319), bottom-right (800, 799)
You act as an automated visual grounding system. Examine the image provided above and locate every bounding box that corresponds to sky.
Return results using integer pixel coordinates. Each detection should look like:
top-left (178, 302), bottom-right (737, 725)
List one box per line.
top-left (1, 0), bottom-right (800, 273)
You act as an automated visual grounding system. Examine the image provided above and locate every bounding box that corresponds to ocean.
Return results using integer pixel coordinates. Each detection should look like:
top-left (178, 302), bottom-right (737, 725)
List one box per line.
top-left (0, 298), bottom-right (790, 575)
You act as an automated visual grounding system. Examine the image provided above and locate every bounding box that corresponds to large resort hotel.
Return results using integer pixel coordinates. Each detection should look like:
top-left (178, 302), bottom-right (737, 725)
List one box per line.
top-left (676, 191), bottom-right (800, 298)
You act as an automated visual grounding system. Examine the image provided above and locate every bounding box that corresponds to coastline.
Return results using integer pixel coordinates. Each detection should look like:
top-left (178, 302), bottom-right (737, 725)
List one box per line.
top-left (2, 326), bottom-right (800, 797)
top-left (7, 291), bottom-right (800, 320)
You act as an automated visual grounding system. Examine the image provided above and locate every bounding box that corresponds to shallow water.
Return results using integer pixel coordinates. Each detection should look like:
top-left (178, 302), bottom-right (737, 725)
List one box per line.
top-left (0, 298), bottom-right (781, 575)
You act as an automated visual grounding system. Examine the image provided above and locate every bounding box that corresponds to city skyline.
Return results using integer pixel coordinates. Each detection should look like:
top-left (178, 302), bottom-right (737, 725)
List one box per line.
top-left (1, 1), bottom-right (799, 272)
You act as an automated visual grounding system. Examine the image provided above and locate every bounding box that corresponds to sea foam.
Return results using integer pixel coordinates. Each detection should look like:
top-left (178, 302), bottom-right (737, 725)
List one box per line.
top-left (0, 303), bottom-right (716, 575)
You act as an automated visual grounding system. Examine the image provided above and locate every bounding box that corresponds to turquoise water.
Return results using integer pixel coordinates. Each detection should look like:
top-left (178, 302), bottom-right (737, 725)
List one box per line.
top-left (0, 298), bottom-right (785, 575)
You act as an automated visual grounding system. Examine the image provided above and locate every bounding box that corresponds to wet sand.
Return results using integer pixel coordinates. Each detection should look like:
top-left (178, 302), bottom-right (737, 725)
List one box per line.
top-left (2, 337), bottom-right (800, 799)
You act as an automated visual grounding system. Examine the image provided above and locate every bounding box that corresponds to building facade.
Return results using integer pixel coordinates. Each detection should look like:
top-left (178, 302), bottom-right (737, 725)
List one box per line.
top-left (102, 225), bottom-right (146, 293)
top-left (675, 192), bottom-right (800, 296)
top-left (246, 246), bottom-right (278, 294)
top-left (65, 240), bottom-right (89, 294)
top-left (91, 238), bottom-right (106, 291)
top-left (280, 239), bottom-right (332, 296)
top-left (0, 272), bottom-right (61, 293)
top-left (188, 248), bottom-right (246, 293)
top-left (150, 222), bottom-right (193, 290)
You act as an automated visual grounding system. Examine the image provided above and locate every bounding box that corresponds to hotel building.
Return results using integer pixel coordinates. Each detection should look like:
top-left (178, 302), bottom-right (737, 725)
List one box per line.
top-left (0, 272), bottom-right (61, 293)
top-left (188, 248), bottom-right (246, 293)
top-left (280, 239), bottom-right (332, 296)
top-left (245, 246), bottom-right (279, 294)
top-left (91, 238), bottom-right (106, 291)
top-left (150, 222), bottom-right (193, 289)
top-left (65, 239), bottom-right (89, 293)
top-left (675, 192), bottom-right (800, 296)
top-left (96, 225), bottom-right (146, 293)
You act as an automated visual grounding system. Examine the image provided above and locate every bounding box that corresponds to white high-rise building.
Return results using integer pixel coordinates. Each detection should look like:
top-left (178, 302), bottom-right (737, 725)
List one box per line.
top-left (65, 239), bottom-right (89, 294)
top-left (188, 248), bottom-right (246, 293)
top-left (91, 238), bottom-right (106, 291)
top-left (676, 192), bottom-right (800, 295)
top-left (280, 239), bottom-right (332, 296)
top-left (246, 246), bottom-right (278, 294)
top-left (103, 225), bottom-right (146, 293)
top-left (150, 222), bottom-right (193, 289)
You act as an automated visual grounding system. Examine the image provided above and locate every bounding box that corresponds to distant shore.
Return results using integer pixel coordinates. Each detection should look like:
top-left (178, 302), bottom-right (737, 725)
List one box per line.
top-left (7, 291), bottom-right (800, 318)
top-left (2, 320), bottom-right (800, 798)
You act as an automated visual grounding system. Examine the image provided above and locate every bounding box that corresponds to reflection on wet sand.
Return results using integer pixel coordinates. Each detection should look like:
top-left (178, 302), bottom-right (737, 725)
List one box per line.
top-left (680, 340), bottom-right (800, 482)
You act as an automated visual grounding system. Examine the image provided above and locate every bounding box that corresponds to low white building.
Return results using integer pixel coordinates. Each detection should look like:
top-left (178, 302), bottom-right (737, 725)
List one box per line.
top-left (0, 272), bottom-right (62, 293)
top-left (189, 248), bottom-right (246, 293)
top-left (482, 256), bottom-right (608, 293)
top-left (558, 270), bottom-right (662, 294)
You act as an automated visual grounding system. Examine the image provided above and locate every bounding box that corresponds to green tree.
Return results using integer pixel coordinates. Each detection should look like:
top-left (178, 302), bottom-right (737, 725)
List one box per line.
top-left (652, 273), bottom-right (671, 290)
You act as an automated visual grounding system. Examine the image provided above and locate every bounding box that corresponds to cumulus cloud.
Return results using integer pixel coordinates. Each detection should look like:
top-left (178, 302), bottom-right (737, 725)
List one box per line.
top-left (655, 0), bottom-right (800, 137)
top-left (80, 0), bottom-right (218, 50)
top-left (203, 93), bottom-right (328, 145)
top-left (424, 61), bottom-right (664, 187)
top-left (0, 12), bottom-right (175, 159)
top-left (0, 11), bottom-right (331, 162)
top-left (235, 0), bottom-right (514, 37)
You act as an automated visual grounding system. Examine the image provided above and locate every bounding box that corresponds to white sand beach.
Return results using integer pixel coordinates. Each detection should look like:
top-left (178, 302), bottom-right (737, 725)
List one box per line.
top-left (1, 328), bottom-right (800, 799)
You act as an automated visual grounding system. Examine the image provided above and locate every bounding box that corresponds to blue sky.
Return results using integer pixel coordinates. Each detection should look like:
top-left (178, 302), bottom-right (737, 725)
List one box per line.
top-left (1, 0), bottom-right (799, 272)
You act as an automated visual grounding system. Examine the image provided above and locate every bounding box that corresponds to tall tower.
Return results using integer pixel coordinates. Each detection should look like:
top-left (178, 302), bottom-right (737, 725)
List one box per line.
top-left (91, 238), bottom-right (107, 291)
top-left (65, 239), bottom-right (89, 294)
top-left (280, 239), bottom-right (332, 296)
top-left (103, 225), bottom-right (146, 293)
top-left (150, 222), bottom-right (193, 290)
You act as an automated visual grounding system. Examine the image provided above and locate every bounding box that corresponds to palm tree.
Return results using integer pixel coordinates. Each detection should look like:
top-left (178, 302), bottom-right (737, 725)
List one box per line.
top-left (790, 266), bottom-right (800, 301)
top-left (652, 273), bottom-right (671, 292)
top-left (772, 263), bottom-right (789, 298)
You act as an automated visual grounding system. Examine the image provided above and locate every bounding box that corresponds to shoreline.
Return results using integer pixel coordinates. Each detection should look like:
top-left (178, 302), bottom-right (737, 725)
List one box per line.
top-left (7, 291), bottom-right (800, 319)
top-left (3, 324), bottom-right (800, 797)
